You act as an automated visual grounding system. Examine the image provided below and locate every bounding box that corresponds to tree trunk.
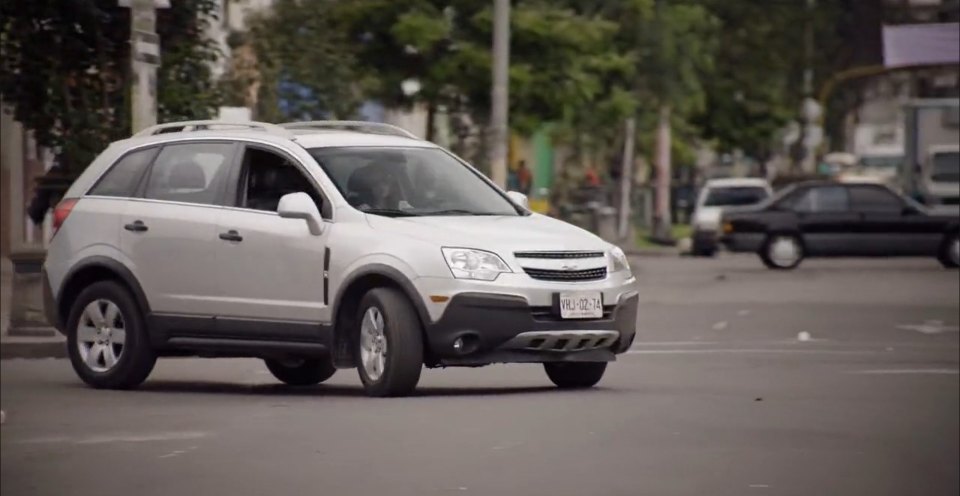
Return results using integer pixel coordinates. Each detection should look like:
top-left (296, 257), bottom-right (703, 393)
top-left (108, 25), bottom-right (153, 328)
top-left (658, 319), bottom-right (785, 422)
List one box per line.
top-left (425, 102), bottom-right (436, 142)
top-left (617, 117), bottom-right (636, 241)
top-left (652, 104), bottom-right (673, 242)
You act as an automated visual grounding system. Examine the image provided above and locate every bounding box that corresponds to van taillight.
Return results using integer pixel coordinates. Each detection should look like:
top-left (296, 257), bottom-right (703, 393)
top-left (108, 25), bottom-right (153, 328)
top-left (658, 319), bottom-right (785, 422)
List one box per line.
top-left (52, 198), bottom-right (78, 235)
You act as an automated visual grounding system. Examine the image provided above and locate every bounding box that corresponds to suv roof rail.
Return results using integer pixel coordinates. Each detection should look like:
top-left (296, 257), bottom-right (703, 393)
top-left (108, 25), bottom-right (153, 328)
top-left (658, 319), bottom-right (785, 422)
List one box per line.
top-left (278, 120), bottom-right (420, 140)
top-left (133, 120), bottom-right (292, 138)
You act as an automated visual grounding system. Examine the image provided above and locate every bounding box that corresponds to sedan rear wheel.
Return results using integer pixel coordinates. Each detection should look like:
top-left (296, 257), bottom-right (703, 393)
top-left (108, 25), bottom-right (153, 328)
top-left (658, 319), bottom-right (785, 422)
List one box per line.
top-left (940, 233), bottom-right (960, 269)
top-left (761, 234), bottom-right (804, 270)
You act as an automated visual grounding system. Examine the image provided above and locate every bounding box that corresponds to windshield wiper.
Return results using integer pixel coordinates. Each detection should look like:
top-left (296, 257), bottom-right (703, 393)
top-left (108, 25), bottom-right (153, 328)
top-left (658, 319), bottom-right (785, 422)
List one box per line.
top-left (360, 208), bottom-right (421, 217)
top-left (420, 209), bottom-right (500, 216)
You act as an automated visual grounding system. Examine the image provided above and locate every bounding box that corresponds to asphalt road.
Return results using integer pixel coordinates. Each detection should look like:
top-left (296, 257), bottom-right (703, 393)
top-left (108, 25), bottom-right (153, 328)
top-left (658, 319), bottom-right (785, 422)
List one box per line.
top-left (2, 255), bottom-right (958, 496)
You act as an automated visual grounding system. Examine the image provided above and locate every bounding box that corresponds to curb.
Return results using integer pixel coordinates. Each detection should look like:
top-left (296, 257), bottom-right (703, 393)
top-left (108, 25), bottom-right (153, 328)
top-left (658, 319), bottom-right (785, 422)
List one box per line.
top-left (623, 248), bottom-right (682, 258)
top-left (0, 340), bottom-right (67, 360)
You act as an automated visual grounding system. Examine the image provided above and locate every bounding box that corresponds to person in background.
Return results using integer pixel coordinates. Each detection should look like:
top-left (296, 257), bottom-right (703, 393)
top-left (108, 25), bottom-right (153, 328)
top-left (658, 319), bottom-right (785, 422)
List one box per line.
top-left (584, 165), bottom-right (600, 188)
top-left (516, 160), bottom-right (532, 195)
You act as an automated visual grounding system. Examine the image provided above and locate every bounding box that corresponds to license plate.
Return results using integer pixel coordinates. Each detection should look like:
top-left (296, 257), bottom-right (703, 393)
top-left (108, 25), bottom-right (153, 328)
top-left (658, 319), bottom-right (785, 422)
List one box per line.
top-left (558, 292), bottom-right (603, 319)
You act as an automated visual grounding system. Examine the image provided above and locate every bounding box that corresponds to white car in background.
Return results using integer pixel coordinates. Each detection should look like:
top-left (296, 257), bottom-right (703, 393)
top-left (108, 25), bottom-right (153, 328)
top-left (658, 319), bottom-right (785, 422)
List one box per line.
top-left (691, 178), bottom-right (773, 256)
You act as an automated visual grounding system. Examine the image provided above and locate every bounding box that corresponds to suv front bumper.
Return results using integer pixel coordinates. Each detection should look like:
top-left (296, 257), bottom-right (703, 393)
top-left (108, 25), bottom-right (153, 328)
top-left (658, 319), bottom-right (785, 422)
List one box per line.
top-left (423, 291), bottom-right (638, 366)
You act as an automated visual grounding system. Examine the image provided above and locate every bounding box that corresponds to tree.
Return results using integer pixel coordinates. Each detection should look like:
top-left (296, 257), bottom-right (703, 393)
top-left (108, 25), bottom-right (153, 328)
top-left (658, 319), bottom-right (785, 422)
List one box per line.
top-left (0, 0), bottom-right (222, 178)
top-left (0, 0), bottom-right (129, 175)
top-left (236, 0), bottom-right (369, 122)
top-left (156, 0), bottom-right (222, 122)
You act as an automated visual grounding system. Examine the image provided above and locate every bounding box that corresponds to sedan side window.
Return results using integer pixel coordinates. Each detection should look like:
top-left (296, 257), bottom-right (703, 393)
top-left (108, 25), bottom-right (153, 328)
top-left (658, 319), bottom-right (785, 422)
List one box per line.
top-left (794, 186), bottom-right (850, 213)
top-left (850, 186), bottom-right (903, 213)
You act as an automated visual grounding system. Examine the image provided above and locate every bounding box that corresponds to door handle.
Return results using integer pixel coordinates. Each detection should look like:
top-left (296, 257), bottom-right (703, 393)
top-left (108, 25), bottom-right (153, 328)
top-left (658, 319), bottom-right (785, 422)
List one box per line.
top-left (124, 220), bottom-right (148, 232)
top-left (219, 230), bottom-right (243, 242)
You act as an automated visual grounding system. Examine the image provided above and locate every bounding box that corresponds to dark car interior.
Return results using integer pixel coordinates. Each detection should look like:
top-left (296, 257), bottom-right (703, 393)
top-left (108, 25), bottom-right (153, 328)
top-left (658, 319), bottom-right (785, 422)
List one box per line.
top-left (241, 148), bottom-right (324, 213)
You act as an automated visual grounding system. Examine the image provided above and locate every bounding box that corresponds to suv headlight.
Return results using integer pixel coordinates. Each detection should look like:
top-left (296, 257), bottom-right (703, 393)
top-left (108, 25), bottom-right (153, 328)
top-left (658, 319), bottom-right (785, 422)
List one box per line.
top-left (610, 246), bottom-right (631, 274)
top-left (442, 248), bottom-right (512, 281)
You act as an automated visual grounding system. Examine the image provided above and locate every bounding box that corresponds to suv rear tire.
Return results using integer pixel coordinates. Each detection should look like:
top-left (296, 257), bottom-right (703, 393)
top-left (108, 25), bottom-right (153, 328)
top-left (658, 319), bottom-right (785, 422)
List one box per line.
top-left (264, 358), bottom-right (337, 386)
top-left (66, 281), bottom-right (156, 389)
top-left (355, 287), bottom-right (424, 397)
top-left (544, 362), bottom-right (607, 389)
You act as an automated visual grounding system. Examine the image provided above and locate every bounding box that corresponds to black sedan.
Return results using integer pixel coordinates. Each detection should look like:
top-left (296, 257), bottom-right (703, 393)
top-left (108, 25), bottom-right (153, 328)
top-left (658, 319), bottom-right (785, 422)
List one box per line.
top-left (720, 181), bottom-right (960, 269)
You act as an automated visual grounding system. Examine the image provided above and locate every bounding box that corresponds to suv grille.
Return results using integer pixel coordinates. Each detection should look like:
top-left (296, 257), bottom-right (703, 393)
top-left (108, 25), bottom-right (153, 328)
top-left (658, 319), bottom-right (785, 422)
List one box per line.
top-left (524, 267), bottom-right (607, 281)
top-left (514, 251), bottom-right (604, 259)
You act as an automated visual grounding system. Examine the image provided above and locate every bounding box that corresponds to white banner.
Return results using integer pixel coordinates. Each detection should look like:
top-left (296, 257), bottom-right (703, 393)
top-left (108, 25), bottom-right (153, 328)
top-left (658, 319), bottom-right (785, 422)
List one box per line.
top-left (883, 23), bottom-right (960, 68)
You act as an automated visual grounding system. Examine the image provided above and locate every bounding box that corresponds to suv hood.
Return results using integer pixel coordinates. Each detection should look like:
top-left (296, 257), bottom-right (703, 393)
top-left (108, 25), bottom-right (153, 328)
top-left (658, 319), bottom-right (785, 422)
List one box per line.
top-left (366, 214), bottom-right (609, 253)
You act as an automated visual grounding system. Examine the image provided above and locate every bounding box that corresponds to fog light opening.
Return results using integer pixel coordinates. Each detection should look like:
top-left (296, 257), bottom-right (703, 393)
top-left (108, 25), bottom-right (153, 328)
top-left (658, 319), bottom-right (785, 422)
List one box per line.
top-left (451, 333), bottom-right (480, 355)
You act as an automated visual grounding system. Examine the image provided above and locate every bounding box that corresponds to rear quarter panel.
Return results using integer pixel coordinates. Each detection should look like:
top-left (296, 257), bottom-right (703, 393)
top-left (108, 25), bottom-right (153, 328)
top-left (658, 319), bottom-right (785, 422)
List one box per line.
top-left (45, 197), bottom-right (127, 295)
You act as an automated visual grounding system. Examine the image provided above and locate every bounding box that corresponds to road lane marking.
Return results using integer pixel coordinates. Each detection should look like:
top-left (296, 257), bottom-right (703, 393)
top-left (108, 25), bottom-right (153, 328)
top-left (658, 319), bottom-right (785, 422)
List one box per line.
top-left (633, 341), bottom-right (721, 346)
top-left (712, 321), bottom-right (729, 331)
top-left (897, 322), bottom-right (959, 335)
top-left (626, 349), bottom-right (881, 355)
top-left (851, 369), bottom-right (959, 375)
top-left (18, 431), bottom-right (209, 445)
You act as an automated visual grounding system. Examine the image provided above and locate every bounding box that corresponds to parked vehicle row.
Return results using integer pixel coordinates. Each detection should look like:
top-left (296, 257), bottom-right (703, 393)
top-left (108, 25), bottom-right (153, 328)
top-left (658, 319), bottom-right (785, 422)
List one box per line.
top-left (719, 181), bottom-right (959, 269)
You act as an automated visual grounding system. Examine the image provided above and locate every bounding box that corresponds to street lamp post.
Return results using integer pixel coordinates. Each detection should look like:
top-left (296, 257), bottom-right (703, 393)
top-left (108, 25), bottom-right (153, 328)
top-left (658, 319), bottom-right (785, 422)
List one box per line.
top-left (490, 0), bottom-right (510, 188)
top-left (120, 0), bottom-right (169, 134)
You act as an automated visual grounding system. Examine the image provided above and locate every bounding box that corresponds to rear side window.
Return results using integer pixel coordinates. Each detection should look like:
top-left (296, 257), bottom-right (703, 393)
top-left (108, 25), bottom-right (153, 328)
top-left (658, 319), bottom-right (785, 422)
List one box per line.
top-left (850, 186), bottom-right (902, 213)
top-left (794, 186), bottom-right (850, 213)
top-left (144, 143), bottom-right (234, 205)
top-left (88, 148), bottom-right (158, 197)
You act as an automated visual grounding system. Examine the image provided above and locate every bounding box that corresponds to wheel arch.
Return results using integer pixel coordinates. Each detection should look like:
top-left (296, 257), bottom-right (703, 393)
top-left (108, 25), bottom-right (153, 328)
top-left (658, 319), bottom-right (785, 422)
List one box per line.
top-left (57, 257), bottom-right (151, 332)
top-left (330, 265), bottom-right (430, 368)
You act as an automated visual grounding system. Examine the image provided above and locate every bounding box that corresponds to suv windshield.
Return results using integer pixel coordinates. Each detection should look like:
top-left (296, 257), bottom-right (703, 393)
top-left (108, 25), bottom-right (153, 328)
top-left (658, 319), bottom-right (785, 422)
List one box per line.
top-left (703, 186), bottom-right (769, 207)
top-left (308, 147), bottom-right (523, 217)
top-left (931, 151), bottom-right (960, 183)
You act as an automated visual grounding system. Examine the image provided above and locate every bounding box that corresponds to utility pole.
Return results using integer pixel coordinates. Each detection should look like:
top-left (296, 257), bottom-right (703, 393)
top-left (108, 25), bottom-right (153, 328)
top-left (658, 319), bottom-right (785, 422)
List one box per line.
top-left (797, 0), bottom-right (821, 173)
top-left (652, 0), bottom-right (673, 242)
top-left (617, 117), bottom-right (636, 240)
top-left (490, 0), bottom-right (510, 188)
top-left (120, 0), bottom-right (169, 134)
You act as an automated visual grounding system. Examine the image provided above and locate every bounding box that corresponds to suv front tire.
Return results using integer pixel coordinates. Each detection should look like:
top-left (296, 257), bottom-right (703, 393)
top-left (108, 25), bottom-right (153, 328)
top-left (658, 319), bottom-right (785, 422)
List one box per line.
top-left (355, 287), bottom-right (424, 397)
top-left (66, 280), bottom-right (157, 389)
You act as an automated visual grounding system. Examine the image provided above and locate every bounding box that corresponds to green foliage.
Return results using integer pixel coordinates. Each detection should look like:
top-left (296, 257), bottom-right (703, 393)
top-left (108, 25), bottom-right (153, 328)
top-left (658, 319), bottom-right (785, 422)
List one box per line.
top-left (0, 0), bottom-right (129, 173)
top-left (0, 0), bottom-right (222, 175)
top-left (156, 0), bottom-right (222, 122)
top-left (243, 0), bottom-right (368, 121)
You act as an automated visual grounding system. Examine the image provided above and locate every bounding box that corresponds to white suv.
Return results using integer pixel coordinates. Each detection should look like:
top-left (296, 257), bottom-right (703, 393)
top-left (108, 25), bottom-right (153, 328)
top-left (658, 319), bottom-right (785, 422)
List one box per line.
top-left (43, 120), bottom-right (638, 396)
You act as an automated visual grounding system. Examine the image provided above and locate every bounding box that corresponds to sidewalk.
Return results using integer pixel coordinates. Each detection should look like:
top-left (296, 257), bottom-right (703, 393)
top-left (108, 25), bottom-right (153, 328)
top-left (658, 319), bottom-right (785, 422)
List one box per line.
top-left (0, 256), bottom-right (66, 359)
top-left (621, 245), bottom-right (682, 258)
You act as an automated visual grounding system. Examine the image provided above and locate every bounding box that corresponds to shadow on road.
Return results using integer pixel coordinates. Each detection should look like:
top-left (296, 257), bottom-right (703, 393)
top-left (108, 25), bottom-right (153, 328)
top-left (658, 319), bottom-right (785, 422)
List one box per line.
top-left (112, 380), bottom-right (565, 398)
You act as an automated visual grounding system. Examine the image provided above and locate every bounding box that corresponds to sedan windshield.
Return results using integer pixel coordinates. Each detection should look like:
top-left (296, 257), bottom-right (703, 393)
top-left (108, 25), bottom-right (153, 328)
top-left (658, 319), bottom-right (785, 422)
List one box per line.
top-left (308, 147), bottom-right (523, 217)
top-left (703, 186), bottom-right (769, 207)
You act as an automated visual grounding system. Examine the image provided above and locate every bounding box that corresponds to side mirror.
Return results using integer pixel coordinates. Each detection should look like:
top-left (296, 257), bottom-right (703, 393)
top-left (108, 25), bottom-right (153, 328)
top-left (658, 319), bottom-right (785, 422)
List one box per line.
top-left (506, 191), bottom-right (529, 209)
top-left (278, 192), bottom-right (325, 235)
